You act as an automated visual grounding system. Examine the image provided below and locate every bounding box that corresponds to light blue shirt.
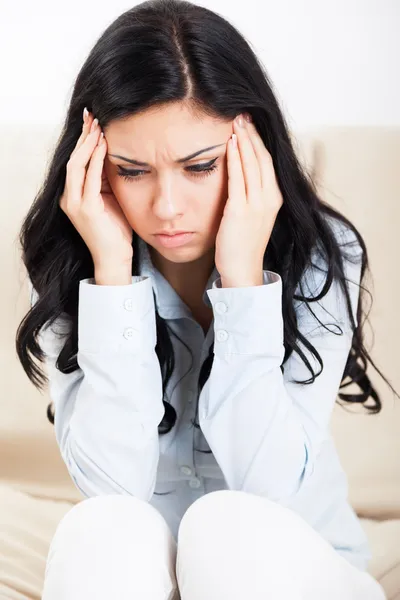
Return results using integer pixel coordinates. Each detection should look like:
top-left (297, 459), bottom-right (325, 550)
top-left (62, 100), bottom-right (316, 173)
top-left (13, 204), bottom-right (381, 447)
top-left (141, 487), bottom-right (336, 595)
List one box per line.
top-left (30, 215), bottom-right (371, 571)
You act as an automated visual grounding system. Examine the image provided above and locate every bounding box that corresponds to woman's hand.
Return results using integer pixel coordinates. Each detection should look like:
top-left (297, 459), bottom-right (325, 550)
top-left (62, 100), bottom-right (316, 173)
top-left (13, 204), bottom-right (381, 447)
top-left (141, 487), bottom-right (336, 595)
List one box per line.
top-left (215, 113), bottom-right (283, 287)
top-left (60, 108), bottom-right (134, 271)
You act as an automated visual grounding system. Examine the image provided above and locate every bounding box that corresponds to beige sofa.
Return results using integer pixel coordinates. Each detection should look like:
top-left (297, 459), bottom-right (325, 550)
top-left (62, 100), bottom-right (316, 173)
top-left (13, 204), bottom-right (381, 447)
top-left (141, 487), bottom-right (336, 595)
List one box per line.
top-left (0, 125), bottom-right (399, 599)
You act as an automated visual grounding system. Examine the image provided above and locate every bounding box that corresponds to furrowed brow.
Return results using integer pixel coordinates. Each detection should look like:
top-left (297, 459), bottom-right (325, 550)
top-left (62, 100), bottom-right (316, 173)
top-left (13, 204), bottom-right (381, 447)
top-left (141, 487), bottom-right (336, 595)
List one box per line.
top-left (108, 143), bottom-right (226, 166)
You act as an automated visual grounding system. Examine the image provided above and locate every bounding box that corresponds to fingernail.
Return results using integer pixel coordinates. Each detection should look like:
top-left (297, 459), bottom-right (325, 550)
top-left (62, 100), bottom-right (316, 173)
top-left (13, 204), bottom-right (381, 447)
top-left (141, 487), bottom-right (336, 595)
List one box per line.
top-left (235, 114), bottom-right (244, 127)
top-left (83, 107), bottom-right (89, 123)
top-left (244, 112), bottom-right (252, 123)
top-left (90, 118), bottom-right (98, 133)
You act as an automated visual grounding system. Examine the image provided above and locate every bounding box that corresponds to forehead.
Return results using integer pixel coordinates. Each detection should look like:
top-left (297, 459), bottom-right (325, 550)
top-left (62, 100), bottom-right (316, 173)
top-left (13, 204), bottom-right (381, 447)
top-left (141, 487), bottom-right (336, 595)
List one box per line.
top-left (104, 102), bottom-right (232, 164)
top-left (105, 102), bottom-right (230, 139)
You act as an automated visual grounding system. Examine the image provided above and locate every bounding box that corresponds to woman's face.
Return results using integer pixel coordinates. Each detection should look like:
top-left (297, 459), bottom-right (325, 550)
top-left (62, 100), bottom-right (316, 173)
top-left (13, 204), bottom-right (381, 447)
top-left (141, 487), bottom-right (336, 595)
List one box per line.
top-left (103, 102), bottom-right (234, 264)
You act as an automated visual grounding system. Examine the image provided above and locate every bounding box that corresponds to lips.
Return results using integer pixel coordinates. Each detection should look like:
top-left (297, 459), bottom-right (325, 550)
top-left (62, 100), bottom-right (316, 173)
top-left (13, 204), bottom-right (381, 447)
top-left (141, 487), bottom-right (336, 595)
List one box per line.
top-left (155, 232), bottom-right (195, 248)
top-left (156, 231), bottom-right (191, 236)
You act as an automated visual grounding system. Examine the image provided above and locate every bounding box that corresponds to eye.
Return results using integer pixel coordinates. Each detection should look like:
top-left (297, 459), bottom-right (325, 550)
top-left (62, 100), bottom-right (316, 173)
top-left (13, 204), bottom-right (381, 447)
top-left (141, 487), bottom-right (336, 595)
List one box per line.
top-left (117, 158), bottom-right (219, 182)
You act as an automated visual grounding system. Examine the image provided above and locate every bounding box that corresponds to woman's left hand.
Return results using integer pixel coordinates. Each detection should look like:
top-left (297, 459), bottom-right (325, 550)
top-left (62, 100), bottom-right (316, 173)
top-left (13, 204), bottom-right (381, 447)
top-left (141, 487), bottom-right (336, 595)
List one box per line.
top-left (215, 113), bottom-right (283, 288)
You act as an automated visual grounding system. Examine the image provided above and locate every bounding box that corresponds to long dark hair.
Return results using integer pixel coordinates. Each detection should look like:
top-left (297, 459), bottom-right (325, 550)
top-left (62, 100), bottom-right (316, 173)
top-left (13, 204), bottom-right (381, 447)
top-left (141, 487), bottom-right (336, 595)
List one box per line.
top-left (16, 0), bottom-right (397, 441)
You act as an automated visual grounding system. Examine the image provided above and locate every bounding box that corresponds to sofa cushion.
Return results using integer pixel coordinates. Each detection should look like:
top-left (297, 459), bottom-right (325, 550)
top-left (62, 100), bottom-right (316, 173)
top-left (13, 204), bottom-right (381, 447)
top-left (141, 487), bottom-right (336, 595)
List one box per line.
top-left (305, 128), bottom-right (400, 520)
top-left (362, 517), bottom-right (400, 600)
top-left (0, 484), bottom-right (74, 600)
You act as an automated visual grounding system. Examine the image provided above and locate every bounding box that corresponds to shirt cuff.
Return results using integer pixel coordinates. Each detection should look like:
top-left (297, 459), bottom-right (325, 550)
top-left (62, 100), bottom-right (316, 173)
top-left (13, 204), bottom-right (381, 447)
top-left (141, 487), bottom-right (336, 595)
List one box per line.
top-left (78, 276), bottom-right (156, 355)
top-left (213, 270), bottom-right (280, 288)
top-left (206, 270), bottom-right (284, 359)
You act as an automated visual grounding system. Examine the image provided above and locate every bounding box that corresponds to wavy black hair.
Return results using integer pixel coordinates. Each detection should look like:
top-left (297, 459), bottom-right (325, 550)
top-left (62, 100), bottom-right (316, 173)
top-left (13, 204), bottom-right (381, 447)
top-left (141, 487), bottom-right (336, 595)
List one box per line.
top-left (16, 0), bottom-right (398, 444)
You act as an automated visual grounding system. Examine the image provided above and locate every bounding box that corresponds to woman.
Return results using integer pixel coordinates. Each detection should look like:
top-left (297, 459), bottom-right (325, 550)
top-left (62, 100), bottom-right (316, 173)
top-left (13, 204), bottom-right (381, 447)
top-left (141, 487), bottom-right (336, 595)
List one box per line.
top-left (16, 0), bottom-right (395, 598)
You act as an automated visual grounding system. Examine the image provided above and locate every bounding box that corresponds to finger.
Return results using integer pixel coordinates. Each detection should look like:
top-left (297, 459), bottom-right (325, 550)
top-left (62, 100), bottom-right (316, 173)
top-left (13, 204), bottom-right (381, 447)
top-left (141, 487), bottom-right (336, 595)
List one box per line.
top-left (233, 116), bottom-right (262, 202)
top-left (73, 121), bottom-right (89, 153)
top-left (66, 121), bottom-right (102, 204)
top-left (226, 133), bottom-right (246, 208)
top-left (244, 118), bottom-right (273, 190)
top-left (82, 133), bottom-right (107, 208)
top-left (71, 111), bottom-right (94, 157)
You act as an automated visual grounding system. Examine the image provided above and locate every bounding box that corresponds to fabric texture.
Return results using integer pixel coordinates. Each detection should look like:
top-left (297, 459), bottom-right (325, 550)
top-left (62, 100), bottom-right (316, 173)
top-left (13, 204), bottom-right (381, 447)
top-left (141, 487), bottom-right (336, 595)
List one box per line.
top-left (27, 213), bottom-right (375, 572)
top-left (41, 492), bottom-right (386, 600)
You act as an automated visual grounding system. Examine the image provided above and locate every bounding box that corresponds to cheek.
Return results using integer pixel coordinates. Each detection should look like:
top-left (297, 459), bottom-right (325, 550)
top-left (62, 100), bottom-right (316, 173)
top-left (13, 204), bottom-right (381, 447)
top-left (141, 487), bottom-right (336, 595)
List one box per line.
top-left (104, 166), bottom-right (138, 207)
top-left (103, 168), bottom-right (144, 227)
top-left (106, 171), bottom-right (126, 197)
top-left (119, 205), bottom-right (147, 238)
top-left (198, 169), bottom-right (228, 230)
top-left (211, 164), bottom-right (229, 213)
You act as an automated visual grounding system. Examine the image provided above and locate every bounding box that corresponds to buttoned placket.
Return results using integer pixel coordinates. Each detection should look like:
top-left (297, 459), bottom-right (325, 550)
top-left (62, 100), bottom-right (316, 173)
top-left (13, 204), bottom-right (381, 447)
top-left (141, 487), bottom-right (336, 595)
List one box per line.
top-left (175, 316), bottom-right (211, 494)
top-left (121, 283), bottom-right (230, 496)
top-left (135, 237), bottom-right (226, 495)
top-left (178, 299), bottom-right (230, 494)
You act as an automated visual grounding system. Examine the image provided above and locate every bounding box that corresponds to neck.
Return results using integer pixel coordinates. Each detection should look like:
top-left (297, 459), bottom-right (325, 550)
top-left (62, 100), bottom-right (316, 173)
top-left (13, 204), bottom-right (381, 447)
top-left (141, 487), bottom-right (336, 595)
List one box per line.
top-left (150, 245), bottom-right (215, 309)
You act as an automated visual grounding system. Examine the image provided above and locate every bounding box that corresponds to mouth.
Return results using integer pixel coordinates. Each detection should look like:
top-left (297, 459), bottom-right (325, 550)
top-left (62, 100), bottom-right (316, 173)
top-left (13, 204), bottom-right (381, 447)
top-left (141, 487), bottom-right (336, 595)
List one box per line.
top-left (154, 232), bottom-right (195, 248)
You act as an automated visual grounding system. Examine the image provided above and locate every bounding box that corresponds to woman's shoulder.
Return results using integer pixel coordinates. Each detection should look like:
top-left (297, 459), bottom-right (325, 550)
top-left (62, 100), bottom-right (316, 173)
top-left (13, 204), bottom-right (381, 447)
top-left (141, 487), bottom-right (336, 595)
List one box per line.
top-left (294, 212), bottom-right (364, 328)
top-left (321, 212), bottom-right (364, 261)
top-left (304, 213), bottom-right (364, 287)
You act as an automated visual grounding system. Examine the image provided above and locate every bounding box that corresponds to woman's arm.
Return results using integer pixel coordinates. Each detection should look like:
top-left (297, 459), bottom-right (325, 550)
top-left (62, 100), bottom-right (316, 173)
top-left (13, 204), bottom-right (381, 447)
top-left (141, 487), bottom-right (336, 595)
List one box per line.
top-left (199, 225), bottom-right (362, 503)
top-left (28, 275), bottom-right (164, 501)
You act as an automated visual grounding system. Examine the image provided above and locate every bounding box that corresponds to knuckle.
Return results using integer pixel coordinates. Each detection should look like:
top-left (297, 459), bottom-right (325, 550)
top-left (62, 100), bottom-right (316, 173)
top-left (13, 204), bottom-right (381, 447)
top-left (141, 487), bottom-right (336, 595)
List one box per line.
top-left (59, 186), bottom-right (80, 216)
top-left (66, 158), bottom-right (76, 172)
top-left (59, 197), bottom-right (71, 214)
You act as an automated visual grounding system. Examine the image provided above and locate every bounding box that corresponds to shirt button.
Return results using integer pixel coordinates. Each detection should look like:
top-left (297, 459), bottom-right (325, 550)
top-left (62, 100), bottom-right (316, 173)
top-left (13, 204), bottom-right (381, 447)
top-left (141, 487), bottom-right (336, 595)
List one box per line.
top-left (124, 298), bottom-right (133, 311)
top-left (180, 465), bottom-right (192, 476)
top-left (215, 301), bottom-right (228, 314)
top-left (216, 329), bottom-right (229, 342)
top-left (123, 327), bottom-right (135, 340)
top-left (188, 477), bottom-right (201, 489)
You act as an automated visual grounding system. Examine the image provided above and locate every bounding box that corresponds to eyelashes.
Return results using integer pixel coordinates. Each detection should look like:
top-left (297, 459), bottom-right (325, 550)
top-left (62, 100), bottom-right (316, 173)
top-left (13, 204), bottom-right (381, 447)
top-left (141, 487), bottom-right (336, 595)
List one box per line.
top-left (117, 158), bottom-right (219, 183)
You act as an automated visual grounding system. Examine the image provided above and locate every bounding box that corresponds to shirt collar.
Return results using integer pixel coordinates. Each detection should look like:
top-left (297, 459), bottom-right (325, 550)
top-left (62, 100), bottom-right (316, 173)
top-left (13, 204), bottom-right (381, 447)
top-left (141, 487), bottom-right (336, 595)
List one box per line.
top-left (137, 236), bottom-right (221, 320)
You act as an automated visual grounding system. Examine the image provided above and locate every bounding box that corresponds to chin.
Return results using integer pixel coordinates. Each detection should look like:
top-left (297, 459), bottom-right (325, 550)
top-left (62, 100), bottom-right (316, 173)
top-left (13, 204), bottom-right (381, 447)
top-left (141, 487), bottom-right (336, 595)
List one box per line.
top-left (156, 240), bottom-right (213, 263)
top-left (159, 246), bottom-right (203, 262)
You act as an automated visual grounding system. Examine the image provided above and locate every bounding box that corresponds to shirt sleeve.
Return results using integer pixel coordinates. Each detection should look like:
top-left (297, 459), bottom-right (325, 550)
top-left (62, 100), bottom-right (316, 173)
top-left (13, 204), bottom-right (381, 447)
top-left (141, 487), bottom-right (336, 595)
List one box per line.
top-left (200, 222), bottom-right (362, 503)
top-left (29, 275), bottom-right (164, 501)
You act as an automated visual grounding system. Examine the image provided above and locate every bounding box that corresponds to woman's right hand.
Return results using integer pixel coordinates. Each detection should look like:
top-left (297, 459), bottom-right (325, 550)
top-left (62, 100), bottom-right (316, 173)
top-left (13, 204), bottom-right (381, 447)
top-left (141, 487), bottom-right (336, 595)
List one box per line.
top-left (60, 109), bottom-right (134, 270)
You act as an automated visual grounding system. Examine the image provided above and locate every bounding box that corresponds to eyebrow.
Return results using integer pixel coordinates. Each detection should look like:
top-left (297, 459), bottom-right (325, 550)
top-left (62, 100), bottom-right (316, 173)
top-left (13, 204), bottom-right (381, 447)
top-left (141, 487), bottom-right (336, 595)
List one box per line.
top-left (107, 143), bottom-right (226, 166)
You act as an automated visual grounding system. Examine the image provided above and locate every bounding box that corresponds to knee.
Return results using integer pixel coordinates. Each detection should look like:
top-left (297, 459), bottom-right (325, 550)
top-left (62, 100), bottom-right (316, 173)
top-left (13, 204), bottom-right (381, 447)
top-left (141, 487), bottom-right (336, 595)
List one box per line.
top-left (178, 490), bottom-right (299, 545)
top-left (44, 496), bottom-right (178, 595)
top-left (52, 495), bottom-right (171, 545)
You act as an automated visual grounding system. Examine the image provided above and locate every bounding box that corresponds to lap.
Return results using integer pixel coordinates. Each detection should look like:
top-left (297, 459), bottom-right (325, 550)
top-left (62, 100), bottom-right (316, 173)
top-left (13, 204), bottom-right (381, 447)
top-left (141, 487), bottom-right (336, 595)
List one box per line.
top-left (8, 489), bottom-right (384, 600)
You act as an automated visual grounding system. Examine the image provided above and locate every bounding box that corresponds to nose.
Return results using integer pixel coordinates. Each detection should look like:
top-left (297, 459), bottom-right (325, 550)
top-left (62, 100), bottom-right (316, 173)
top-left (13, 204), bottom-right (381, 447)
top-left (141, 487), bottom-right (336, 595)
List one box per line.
top-left (152, 177), bottom-right (184, 219)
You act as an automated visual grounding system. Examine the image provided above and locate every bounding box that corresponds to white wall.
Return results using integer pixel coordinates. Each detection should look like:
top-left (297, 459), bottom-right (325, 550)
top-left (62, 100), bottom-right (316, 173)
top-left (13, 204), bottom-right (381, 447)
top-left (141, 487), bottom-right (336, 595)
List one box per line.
top-left (1, 0), bottom-right (399, 129)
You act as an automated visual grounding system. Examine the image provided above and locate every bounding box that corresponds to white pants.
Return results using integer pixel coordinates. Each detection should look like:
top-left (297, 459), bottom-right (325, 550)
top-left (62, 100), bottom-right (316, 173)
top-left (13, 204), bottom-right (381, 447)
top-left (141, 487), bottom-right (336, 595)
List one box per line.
top-left (42, 490), bottom-right (386, 600)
